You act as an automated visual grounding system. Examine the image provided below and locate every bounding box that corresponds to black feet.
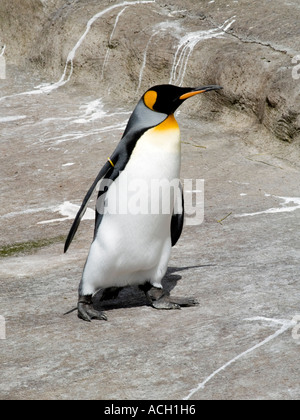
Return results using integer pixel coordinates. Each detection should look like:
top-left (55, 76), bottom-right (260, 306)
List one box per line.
top-left (75, 285), bottom-right (198, 322)
top-left (78, 295), bottom-right (107, 322)
top-left (140, 283), bottom-right (199, 310)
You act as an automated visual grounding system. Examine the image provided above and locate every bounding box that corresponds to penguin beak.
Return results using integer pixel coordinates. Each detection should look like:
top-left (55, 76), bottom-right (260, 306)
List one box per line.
top-left (179, 85), bottom-right (223, 100)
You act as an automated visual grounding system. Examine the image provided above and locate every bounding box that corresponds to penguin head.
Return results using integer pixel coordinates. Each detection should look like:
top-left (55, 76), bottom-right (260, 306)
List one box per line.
top-left (143, 84), bottom-right (222, 115)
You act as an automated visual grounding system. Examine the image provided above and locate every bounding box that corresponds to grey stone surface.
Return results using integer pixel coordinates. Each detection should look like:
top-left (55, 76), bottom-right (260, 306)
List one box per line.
top-left (1, 0), bottom-right (300, 142)
top-left (0, 0), bottom-right (300, 400)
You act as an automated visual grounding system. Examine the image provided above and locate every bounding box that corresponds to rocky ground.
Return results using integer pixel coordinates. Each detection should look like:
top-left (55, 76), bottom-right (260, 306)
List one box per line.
top-left (0, 0), bottom-right (300, 400)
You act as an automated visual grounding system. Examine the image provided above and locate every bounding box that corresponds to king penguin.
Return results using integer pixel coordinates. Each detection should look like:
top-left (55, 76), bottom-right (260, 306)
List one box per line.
top-left (64, 84), bottom-right (222, 321)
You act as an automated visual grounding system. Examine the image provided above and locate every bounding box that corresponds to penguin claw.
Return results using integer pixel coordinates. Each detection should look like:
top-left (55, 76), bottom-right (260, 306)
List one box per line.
top-left (142, 284), bottom-right (199, 310)
top-left (168, 297), bottom-right (199, 307)
top-left (151, 296), bottom-right (199, 310)
top-left (152, 299), bottom-right (181, 310)
top-left (78, 302), bottom-right (107, 322)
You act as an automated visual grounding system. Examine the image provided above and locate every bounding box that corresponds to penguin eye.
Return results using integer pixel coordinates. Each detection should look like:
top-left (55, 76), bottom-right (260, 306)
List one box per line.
top-left (144, 90), bottom-right (158, 111)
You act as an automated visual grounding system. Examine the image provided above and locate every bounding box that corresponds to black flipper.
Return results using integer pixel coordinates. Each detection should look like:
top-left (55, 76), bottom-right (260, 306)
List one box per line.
top-left (64, 161), bottom-right (111, 253)
top-left (171, 182), bottom-right (184, 246)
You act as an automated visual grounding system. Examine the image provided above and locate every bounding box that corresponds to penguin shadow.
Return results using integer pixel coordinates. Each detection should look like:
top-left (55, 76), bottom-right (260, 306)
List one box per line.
top-left (93, 264), bottom-right (212, 312)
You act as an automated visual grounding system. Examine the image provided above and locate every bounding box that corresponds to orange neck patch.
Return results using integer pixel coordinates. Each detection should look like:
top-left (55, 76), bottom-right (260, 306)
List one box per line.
top-left (154, 114), bottom-right (179, 132)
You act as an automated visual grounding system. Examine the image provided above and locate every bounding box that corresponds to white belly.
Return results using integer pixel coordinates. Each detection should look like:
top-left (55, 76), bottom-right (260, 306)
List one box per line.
top-left (81, 117), bottom-right (181, 294)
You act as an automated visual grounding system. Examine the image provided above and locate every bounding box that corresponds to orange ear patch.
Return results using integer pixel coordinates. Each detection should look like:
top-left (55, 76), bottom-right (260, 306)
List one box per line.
top-left (144, 90), bottom-right (158, 110)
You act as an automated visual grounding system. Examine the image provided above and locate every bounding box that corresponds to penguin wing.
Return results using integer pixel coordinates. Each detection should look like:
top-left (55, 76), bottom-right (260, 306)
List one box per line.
top-left (64, 135), bottom-right (143, 253)
top-left (64, 160), bottom-right (112, 253)
top-left (171, 182), bottom-right (184, 246)
top-left (64, 144), bottom-right (129, 253)
top-left (92, 151), bottom-right (127, 239)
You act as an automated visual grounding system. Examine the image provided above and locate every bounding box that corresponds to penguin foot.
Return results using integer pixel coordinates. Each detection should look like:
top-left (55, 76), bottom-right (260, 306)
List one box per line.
top-left (152, 296), bottom-right (181, 310)
top-left (152, 295), bottom-right (199, 310)
top-left (164, 296), bottom-right (199, 307)
top-left (78, 295), bottom-right (107, 322)
top-left (141, 284), bottom-right (199, 310)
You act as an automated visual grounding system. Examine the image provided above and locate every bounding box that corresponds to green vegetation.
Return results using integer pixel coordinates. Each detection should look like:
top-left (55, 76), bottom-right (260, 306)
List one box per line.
top-left (0, 236), bottom-right (65, 258)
